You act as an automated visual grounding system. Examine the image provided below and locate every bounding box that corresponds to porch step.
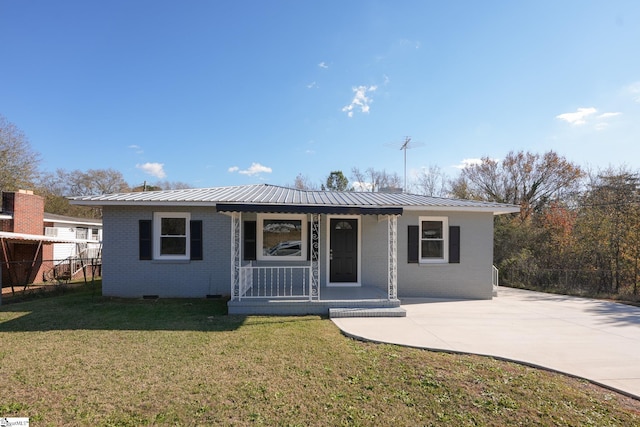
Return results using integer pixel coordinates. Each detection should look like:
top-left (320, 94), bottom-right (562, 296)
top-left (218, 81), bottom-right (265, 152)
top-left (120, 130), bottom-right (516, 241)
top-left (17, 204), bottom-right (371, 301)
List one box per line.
top-left (329, 307), bottom-right (407, 318)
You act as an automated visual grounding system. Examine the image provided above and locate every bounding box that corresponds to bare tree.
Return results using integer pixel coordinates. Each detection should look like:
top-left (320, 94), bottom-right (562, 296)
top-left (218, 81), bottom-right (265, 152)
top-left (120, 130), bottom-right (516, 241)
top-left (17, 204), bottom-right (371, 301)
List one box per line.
top-left (412, 165), bottom-right (449, 197)
top-left (0, 115), bottom-right (41, 191)
top-left (37, 168), bottom-right (130, 218)
top-left (459, 151), bottom-right (584, 220)
top-left (351, 167), bottom-right (402, 192)
top-left (288, 173), bottom-right (319, 190)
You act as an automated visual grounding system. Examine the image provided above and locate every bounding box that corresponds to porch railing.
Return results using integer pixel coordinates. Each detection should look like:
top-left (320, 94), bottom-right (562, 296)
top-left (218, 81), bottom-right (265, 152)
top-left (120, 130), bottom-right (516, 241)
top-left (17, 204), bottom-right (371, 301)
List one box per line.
top-left (238, 264), bottom-right (311, 300)
top-left (492, 265), bottom-right (499, 292)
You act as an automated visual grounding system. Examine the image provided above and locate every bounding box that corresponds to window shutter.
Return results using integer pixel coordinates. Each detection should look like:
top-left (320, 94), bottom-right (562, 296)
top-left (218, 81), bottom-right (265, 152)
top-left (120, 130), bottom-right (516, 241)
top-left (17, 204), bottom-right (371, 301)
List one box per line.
top-left (139, 220), bottom-right (152, 260)
top-left (408, 225), bottom-right (419, 263)
top-left (190, 220), bottom-right (203, 260)
top-left (449, 226), bottom-right (460, 263)
top-left (244, 221), bottom-right (257, 261)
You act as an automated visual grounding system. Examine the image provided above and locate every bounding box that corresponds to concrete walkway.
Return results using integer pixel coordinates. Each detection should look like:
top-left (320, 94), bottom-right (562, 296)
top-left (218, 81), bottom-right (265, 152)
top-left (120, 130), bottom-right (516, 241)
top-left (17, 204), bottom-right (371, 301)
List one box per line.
top-left (331, 287), bottom-right (640, 399)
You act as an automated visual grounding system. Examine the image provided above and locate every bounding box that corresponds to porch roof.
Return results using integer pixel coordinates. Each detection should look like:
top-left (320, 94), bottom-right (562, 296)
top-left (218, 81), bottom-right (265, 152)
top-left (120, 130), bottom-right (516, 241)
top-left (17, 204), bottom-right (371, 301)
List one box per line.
top-left (0, 231), bottom-right (94, 244)
top-left (69, 183), bottom-right (520, 215)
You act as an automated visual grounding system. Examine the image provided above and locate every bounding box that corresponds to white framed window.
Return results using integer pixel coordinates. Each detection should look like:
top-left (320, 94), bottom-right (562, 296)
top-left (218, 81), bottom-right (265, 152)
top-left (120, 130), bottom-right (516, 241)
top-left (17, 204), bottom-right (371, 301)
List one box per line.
top-left (257, 214), bottom-right (306, 261)
top-left (419, 216), bottom-right (448, 263)
top-left (153, 212), bottom-right (190, 260)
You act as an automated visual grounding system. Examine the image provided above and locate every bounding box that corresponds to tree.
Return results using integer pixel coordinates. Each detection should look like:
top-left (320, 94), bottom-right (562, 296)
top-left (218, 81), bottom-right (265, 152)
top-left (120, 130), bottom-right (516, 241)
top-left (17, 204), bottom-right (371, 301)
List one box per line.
top-left (350, 167), bottom-right (402, 192)
top-left (574, 168), bottom-right (640, 294)
top-left (131, 180), bottom-right (192, 192)
top-left (322, 171), bottom-right (349, 191)
top-left (0, 115), bottom-right (41, 191)
top-left (459, 151), bottom-right (584, 220)
top-left (412, 165), bottom-right (449, 197)
top-left (289, 173), bottom-right (318, 190)
top-left (37, 168), bottom-right (130, 218)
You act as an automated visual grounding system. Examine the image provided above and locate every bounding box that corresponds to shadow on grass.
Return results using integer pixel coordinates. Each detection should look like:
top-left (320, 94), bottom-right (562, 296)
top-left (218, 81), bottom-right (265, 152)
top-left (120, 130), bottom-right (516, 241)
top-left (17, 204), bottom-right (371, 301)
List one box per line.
top-left (0, 283), bottom-right (253, 332)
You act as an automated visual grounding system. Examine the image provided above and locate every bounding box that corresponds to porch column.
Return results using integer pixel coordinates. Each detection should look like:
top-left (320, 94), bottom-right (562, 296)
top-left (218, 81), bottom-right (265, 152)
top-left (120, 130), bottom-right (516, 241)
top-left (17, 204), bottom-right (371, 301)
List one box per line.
top-left (387, 214), bottom-right (398, 300)
top-left (230, 211), bottom-right (241, 301)
top-left (310, 213), bottom-right (320, 300)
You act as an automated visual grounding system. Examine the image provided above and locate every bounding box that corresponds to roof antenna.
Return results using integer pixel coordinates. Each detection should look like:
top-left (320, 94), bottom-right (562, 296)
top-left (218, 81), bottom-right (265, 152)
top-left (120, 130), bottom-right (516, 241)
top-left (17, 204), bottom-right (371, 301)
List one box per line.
top-left (397, 136), bottom-right (424, 193)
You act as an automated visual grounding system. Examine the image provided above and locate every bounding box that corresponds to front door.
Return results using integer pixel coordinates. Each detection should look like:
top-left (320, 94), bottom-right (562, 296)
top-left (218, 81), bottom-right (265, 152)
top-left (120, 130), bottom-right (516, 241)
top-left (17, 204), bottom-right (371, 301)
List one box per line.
top-left (330, 218), bottom-right (358, 283)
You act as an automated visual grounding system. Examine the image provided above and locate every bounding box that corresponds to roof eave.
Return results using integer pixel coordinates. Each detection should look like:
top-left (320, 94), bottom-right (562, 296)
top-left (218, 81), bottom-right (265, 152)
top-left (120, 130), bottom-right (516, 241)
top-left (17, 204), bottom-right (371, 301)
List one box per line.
top-left (403, 205), bottom-right (520, 215)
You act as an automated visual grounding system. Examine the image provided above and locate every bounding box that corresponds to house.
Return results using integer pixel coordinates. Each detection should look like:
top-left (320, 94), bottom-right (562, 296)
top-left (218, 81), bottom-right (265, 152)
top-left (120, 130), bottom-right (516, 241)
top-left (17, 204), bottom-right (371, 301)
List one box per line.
top-left (69, 184), bottom-right (519, 316)
top-left (0, 190), bottom-right (102, 299)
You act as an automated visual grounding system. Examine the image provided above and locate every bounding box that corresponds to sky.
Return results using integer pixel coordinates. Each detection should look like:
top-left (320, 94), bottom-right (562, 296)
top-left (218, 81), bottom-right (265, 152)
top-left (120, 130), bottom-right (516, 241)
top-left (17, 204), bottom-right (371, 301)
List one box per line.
top-left (1, 1), bottom-right (640, 191)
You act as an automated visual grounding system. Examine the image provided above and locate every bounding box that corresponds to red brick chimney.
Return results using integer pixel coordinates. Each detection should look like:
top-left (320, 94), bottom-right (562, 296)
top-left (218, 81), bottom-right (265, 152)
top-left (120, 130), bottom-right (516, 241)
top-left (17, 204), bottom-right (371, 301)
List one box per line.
top-left (1, 190), bottom-right (45, 235)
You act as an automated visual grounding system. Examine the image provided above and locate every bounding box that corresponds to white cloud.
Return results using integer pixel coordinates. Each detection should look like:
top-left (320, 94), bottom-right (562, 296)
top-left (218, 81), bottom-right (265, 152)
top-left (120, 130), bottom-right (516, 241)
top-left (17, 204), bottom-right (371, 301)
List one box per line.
top-left (307, 81), bottom-right (317, 89)
top-left (136, 162), bottom-right (166, 179)
top-left (556, 107), bottom-right (597, 125)
top-left (351, 181), bottom-right (373, 192)
top-left (594, 112), bottom-right (622, 130)
top-left (628, 82), bottom-right (640, 102)
top-left (128, 144), bottom-right (144, 154)
top-left (228, 163), bottom-right (272, 176)
top-left (598, 112), bottom-right (622, 119)
top-left (342, 85), bottom-right (377, 118)
top-left (454, 158), bottom-right (484, 169)
top-left (318, 61), bottom-right (329, 69)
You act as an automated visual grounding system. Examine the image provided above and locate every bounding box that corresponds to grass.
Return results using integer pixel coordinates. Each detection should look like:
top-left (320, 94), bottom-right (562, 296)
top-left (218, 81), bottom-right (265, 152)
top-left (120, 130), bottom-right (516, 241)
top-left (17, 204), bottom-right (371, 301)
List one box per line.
top-left (1, 282), bottom-right (639, 426)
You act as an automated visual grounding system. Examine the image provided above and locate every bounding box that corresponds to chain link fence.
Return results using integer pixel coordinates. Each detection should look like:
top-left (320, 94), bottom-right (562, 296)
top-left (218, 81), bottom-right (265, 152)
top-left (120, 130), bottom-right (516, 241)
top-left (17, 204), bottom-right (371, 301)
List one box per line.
top-left (501, 265), bottom-right (639, 296)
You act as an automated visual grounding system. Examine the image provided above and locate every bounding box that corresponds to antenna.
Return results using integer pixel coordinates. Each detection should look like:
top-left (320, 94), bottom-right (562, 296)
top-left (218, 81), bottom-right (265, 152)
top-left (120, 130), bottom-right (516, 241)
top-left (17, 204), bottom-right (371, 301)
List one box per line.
top-left (396, 136), bottom-right (424, 192)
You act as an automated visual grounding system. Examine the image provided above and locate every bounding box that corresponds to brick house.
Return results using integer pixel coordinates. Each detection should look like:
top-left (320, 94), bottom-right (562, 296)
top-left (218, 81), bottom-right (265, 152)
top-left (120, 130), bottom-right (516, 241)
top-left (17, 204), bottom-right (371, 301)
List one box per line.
top-left (0, 190), bottom-right (102, 296)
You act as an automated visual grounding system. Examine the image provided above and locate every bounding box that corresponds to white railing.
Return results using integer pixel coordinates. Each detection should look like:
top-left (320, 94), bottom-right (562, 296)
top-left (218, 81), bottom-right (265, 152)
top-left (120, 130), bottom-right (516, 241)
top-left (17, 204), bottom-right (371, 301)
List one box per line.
top-left (238, 265), bottom-right (311, 300)
top-left (492, 265), bottom-right (499, 293)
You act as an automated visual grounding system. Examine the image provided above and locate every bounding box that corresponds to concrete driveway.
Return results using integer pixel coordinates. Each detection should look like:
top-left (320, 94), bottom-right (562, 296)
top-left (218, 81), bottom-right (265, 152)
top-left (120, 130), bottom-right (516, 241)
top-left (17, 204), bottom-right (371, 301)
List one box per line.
top-left (331, 287), bottom-right (640, 399)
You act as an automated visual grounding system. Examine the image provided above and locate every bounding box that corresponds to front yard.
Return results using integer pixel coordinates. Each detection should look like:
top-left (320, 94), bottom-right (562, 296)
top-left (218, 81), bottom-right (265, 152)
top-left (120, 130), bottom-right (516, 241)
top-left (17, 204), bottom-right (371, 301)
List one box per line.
top-left (1, 283), bottom-right (639, 426)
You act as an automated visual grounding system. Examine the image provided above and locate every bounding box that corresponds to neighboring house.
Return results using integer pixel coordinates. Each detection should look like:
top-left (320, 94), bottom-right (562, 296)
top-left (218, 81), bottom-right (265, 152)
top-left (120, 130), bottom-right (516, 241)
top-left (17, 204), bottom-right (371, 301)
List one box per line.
top-left (70, 184), bottom-right (519, 316)
top-left (44, 213), bottom-right (102, 261)
top-left (0, 190), bottom-right (102, 296)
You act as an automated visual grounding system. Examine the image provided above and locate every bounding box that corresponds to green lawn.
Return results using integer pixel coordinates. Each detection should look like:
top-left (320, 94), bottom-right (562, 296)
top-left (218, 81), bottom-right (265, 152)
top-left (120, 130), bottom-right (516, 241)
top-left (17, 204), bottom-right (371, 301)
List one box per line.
top-left (1, 283), bottom-right (639, 426)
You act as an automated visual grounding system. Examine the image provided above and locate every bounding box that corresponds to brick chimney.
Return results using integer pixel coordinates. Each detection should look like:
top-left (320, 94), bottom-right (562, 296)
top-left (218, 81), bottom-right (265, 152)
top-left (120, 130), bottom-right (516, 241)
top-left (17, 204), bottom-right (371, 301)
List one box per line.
top-left (1, 190), bottom-right (45, 235)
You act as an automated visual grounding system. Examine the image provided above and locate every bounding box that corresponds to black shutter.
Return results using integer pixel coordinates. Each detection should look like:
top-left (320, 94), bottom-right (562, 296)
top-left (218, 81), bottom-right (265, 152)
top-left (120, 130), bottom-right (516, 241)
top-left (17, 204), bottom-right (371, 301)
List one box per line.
top-left (244, 221), bottom-right (257, 261)
top-left (139, 220), bottom-right (152, 260)
top-left (408, 225), bottom-right (419, 263)
top-left (190, 220), bottom-right (203, 260)
top-left (449, 226), bottom-right (460, 263)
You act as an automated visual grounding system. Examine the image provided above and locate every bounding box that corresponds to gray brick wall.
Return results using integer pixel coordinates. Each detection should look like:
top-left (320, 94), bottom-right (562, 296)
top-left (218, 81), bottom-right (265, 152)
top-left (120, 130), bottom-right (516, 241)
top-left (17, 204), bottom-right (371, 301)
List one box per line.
top-left (102, 206), bottom-right (230, 298)
top-left (101, 208), bottom-right (494, 300)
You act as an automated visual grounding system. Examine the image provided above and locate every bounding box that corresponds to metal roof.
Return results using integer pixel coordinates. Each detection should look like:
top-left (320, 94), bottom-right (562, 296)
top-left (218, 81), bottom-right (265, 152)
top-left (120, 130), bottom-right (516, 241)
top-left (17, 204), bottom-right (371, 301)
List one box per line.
top-left (44, 213), bottom-right (102, 227)
top-left (69, 184), bottom-right (520, 215)
top-left (0, 231), bottom-right (97, 244)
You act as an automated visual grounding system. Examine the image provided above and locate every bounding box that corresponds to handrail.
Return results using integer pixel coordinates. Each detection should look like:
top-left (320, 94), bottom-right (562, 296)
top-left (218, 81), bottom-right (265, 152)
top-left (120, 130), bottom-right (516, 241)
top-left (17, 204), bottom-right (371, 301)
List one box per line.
top-left (239, 265), bottom-right (311, 300)
top-left (492, 265), bottom-right (499, 291)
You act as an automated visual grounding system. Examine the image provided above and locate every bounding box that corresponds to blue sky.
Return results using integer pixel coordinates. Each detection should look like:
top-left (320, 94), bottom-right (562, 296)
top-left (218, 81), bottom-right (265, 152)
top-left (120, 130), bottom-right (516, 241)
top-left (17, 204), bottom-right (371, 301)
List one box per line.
top-left (2, 1), bottom-right (640, 190)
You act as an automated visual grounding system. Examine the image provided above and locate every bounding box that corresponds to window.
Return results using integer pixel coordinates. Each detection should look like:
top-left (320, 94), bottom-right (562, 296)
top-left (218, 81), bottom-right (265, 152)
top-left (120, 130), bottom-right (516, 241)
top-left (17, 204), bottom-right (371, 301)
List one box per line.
top-left (153, 212), bottom-right (190, 260)
top-left (419, 216), bottom-right (448, 263)
top-left (257, 214), bottom-right (306, 261)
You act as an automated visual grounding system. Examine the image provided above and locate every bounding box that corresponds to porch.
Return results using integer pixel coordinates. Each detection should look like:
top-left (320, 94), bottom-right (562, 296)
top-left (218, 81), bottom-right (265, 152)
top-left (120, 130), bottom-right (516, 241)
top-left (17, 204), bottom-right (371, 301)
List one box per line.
top-left (227, 284), bottom-right (405, 317)
top-left (222, 207), bottom-right (404, 317)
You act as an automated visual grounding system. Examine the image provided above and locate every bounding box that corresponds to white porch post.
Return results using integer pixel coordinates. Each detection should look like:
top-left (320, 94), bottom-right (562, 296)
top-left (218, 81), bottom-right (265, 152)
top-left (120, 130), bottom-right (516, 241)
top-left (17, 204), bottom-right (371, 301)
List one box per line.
top-left (310, 213), bottom-right (320, 300)
top-left (387, 214), bottom-right (398, 300)
top-left (230, 211), bottom-right (241, 301)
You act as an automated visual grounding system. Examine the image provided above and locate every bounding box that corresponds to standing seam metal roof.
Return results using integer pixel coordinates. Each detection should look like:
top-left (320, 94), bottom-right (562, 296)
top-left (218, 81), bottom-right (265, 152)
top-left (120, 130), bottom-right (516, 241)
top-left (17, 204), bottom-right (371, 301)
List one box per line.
top-left (69, 183), bottom-right (519, 212)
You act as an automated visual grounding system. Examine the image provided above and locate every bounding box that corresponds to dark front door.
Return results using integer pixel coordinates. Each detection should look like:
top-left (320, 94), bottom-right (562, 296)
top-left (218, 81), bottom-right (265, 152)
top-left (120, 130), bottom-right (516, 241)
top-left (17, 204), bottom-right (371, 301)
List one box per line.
top-left (330, 218), bottom-right (358, 283)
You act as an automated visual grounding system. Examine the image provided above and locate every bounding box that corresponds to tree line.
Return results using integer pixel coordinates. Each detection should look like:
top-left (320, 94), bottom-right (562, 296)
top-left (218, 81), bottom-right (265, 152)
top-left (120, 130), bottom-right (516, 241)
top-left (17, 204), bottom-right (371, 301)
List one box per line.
top-left (3, 114), bottom-right (639, 297)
